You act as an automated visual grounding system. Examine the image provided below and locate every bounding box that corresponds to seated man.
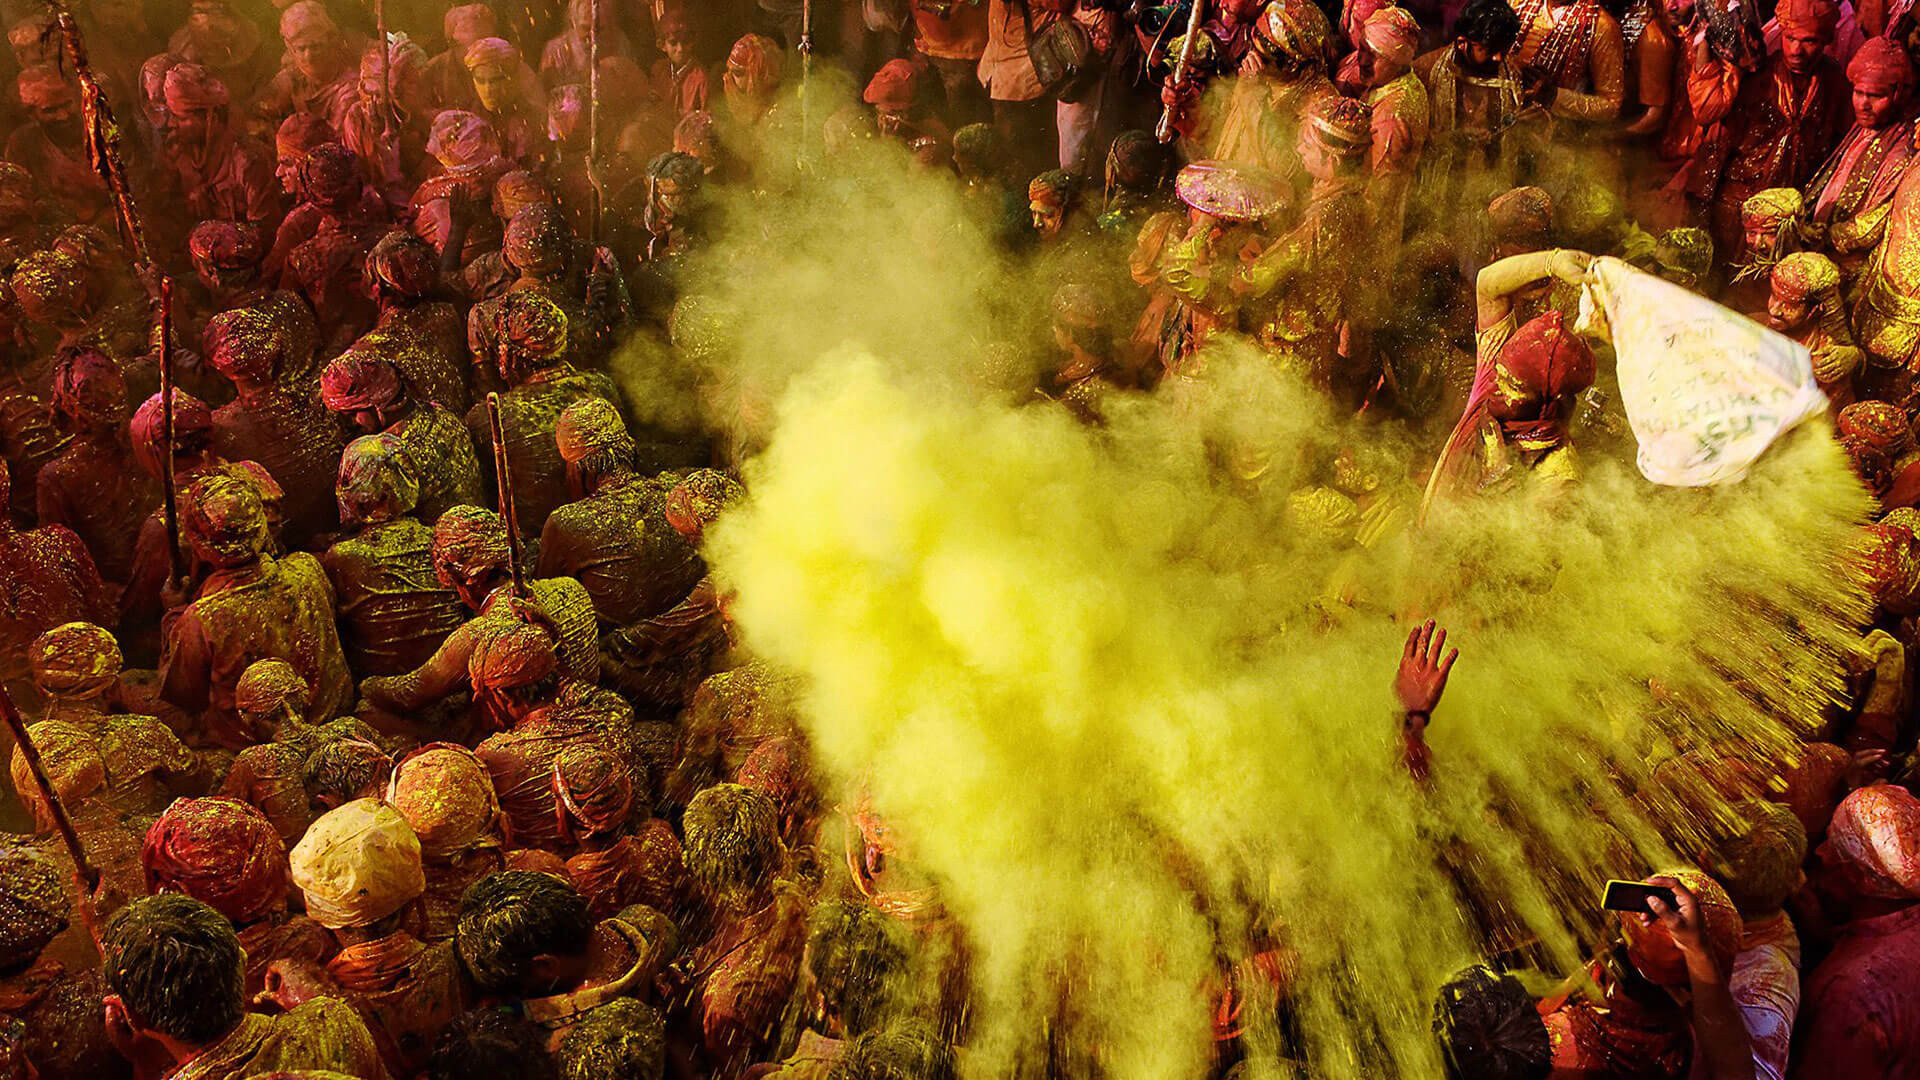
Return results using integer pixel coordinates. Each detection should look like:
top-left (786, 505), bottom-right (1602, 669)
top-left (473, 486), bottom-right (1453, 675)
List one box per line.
top-left (100, 893), bottom-right (388, 1079)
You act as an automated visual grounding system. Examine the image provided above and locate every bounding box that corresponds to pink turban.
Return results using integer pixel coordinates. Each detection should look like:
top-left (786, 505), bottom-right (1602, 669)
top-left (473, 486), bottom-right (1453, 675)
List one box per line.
top-left (443, 3), bottom-right (496, 46)
top-left (1848, 36), bottom-right (1915, 93)
top-left (426, 109), bottom-right (499, 170)
top-left (278, 0), bottom-right (337, 45)
top-left (16, 64), bottom-right (72, 109)
top-left (551, 743), bottom-right (633, 841)
top-left (275, 112), bottom-right (336, 158)
top-left (320, 350), bottom-right (404, 413)
top-left (163, 62), bottom-right (230, 111)
top-left (1777, 0), bottom-right (1840, 36)
top-left (1821, 784), bottom-right (1920, 899)
top-left (463, 36), bottom-right (520, 73)
top-left (1362, 6), bottom-right (1420, 67)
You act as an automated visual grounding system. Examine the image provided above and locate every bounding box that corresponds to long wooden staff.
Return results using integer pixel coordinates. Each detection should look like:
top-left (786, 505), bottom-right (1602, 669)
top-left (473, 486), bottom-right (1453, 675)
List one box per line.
top-left (0, 685), bottom-right (101, 904)
top-left (157, 276), bottom-right (182, 584)
top-left (52, 9), bottom-right (150, 270)
top-left (485, 393), bottom-right (529, 599)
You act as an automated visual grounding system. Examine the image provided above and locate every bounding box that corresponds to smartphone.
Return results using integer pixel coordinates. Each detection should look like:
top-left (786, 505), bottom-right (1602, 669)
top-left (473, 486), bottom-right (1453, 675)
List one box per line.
top-left (1601, 880), bottom-right (1676, 915)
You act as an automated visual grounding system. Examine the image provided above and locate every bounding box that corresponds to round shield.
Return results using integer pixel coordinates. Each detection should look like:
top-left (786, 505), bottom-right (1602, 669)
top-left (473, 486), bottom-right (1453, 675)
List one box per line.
top-left (1174, 160), bottom-right (1291, 222)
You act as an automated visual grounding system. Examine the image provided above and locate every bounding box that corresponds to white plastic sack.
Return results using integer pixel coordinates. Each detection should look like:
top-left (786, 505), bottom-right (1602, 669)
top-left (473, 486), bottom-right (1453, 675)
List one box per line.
top-left (1578, 255), bottom-right (1828, 487)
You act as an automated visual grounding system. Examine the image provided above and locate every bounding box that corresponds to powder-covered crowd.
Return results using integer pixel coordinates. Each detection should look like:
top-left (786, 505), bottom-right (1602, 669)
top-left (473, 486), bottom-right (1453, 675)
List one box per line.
top-left (0, 0), bottom-right (1917, 1076)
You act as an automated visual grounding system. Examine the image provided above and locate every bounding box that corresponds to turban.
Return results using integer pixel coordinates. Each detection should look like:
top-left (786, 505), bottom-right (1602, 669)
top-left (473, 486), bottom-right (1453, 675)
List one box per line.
top-left (142, 797), bottom-right (290, 925)
top-left (647, 149), bottom-right (704, 190)
top-left (364, 230), bottom-right (440, 299)
top-left (279, 0), bottom-right (338, 44)
top-left (183, 473), bottom-right (270, 567)
top-left (427, 110), bottom-right (500, 170)
top-left (50, 347), bottom-right (128, 429)
top-left (432, 505), bottom-right (509, 582)
top-left (666, 469), bottom-right (743, 537)
top-left (235, 658), bottom-right (309, 718)
top-left (163, 62), bottom-right (230, 111)
top-left (1107, 129), bottom-right (1163, 189)
top-left (463, 36), bottom-right (520, 73)
top-left (1838, 400), bottom-right (1914, 456)
top-left (503, 204), bottom-right (570, 275)
top-left (17, 63), bottom-right (72, 109)
top-left (1651, 868), bottom-right (1742, 974)
top-left (1655, 227), bottom-right (1714, 282)
top-left (204, 307), bottom-right (282, 383)
top-left (1028, 169), bottom-right (1074, 211)
top-left (6, 13), bottom-right (51, 53)
top-left (658, 7), bottom-right (694, 37)
top-left (493, 169), bottom-right (555, 219)
top-left (1555, 179), bottom-right (1622, 241)
top-left (299, 142), bottom-right (360, 204)
top-left (1052, 282), bottom-right (1103, 329)
top-left (1258, 0), bottom-right (1333, 63)
top-left (736, 736), bottom-right (804, 810)
top-left (11, 721), bottom-right (103, 831)
top-left (1487, 186), bottom-right (1552, 248)
top-left (1495, 311), bottom-right (1595, 408)
top-left (320, 351), bottom-right (404, 413)
top-left (443, 3), bottom-right (496, 45)
top-left (1777, 0), bottom-right (1840, 36)
top-left (387, 744), bottom-right (499, 859)
top-left (10, 251), bottom-right (85, 321)
top-left (552, 743), bottom-right (633, 840)
top-left (951, 122), bottom-right (998, 169)
top-left (53, 224), bottom-right (118, 271)
top-left (189, 220), bottom-right (265, 270)
top-left (1778, 742), bottom-right (1851, 838)
top-left (1304, 95), bottom-right (1372, 156)
top-left (337, 433), bottom-right (420, 521)
top-left (1710, 800), bottom-right (1807, 915)
top-left (1284, 485), bottom-right (1361, 543)
top-left (132, 389), bottom-right (212, 473)
top-left (555, 396), bottom-right (630, 464)
top-left (1849, 35), bottom-right (1915, 92)
top-left (30, 621), bottom-right (121, 699)
top-left (0, 162), bottom-right (31, 209)
top-left (1821, 784), bottom-right (1920, 898)
top-left (1362, 6), bottom-right (1420, 67)
top-left (1861, 518), bottom-right (1920, 604)
top-left (1770, 251), bottom-right (1841, 304)
top-left (468, 621), bottom-right (559, 690)
top-left (1741, 187), bottom-right (1805, 231)
top-left (864, 59), bottom-right (919, 111)
top-left (727, 34), bottom-right (783, 85)
top-left (674, 109), bottom-right (718, 157)
top-left (499, 290), bottom-right (568, 359)
top-left (290, 798), bottom-right (425, 929)
top-left (0, 841), bottom-right (67, 970)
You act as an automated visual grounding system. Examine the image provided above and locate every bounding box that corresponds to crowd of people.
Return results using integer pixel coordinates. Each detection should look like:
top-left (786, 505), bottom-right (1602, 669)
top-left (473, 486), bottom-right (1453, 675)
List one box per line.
top-left (0, 0), bottom-right (1916, 1075)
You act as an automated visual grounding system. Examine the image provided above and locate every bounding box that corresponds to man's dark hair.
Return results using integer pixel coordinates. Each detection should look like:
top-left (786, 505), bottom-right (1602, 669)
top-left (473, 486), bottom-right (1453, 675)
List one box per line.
top-left (826, 1023), bottom-right (957, 1080)
top-left (428, 1007), bottom-right (558, 1080)
top-left (808, 901), bottom-right (912, 1037)
top-left (455, 870), bottom-right (595, 995)
top-left (1432, 964), bottom-right (1550, 1080)
top-left (301, 736), bottom-right (393, 807)
top-left (557, 998), bottom-right (665, 1080)
top-left (101, 894), bottom-right (245, 1046)
top-left (1455, 0), bottom-right (1523, 51)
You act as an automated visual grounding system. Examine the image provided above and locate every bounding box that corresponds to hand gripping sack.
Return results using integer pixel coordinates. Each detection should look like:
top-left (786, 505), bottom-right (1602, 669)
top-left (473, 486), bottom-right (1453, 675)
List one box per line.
top-left (1578, 256), bottom-right (1827, 486)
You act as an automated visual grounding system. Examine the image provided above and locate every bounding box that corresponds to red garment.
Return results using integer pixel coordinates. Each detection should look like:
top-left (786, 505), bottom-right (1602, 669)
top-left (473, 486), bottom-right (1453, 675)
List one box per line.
top-left (324, 932), bottom-right (467, 1078)
top-left (566, 819), bottom-right (684, 919)
top-left (0, 520), bottom-right (110, 706)
top-left (649, 59), bottom-right (713, 118)
top-left (238, 913), bottom-right (335, 1000)
top-left (1794, 903), bottom-right (1920, 1078)
top-left (476, 707), bottom-right (609, 849)
top-left (1697, 53), bottom-right (1849, 255)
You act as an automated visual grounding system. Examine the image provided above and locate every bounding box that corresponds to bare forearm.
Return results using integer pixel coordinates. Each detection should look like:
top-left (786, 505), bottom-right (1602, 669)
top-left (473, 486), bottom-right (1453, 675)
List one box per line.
top-left (1687, 955), bottom-right (1757, 1080)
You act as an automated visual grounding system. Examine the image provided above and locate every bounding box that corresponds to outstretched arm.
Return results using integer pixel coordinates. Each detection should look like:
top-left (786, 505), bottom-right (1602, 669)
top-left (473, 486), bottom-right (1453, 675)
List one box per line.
top-left (1395, 619), bottom-right (1458, 783)
top-left (1476, 249), bottom-right (1593, 330)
